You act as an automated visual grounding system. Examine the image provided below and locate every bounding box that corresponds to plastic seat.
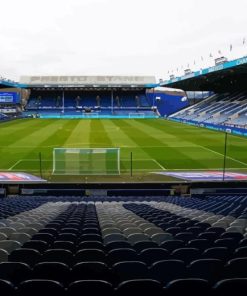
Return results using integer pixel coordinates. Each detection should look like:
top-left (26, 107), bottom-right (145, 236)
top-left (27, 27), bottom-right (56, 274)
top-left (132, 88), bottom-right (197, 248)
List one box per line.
top-left (33, 262), bottom-right (70, 284)
top-left (104, 234), bottom-right (127, 244)
top-left (39, 228), bottom-right (58, 236)
top-left (220, 232), bottom-right (243, 241)
top-left (0, 233), bottom-right (7, 241)
top-left (188, 259), bottom-right (223, 283)
top-left (159, 240), bottom-right (185, 252)
top-left (213, 278), bottom-right (247, 295)
top-left (149, 260), bottom-right (186, 284)
top-left (175, 232), bottom-right (195, 242)
top-left (171, 248), bottom-right (200, 264)
top-left (68, 280), bottom-right (113, 296)
top-left (18, 227), bottom-right (38, 236)
top-left (0, 249), bottom-right (8, 262)
top-left (113, 261), bottom-right (149, 283)
top-left (101, 228), bottom-right (122, 236)
top-left (198, 232), bottom-right (219, 241)
top-left (18, 279), bottom-right (65, 296)
top-left (81, 228), bottom-right (100, 235)
top-left (26, 223), bottom-right (44, 230)
top-left (132, 241), bottom-right (158, 252)
top-left (53, 241), bottom-right (75, 252)
top-left (202, 247), bottom-right (231, 261)
top-left (0, 279), bottom-right (15, 296)
top-left (79, 234), bottom-right (102, 242)
top-left (0, 227), bottom-right (16, 237)
top-left (233, 246), bottom-right (247, 258)
top-left (164, 227), bottom-right (182, 235)
top-left (32, 233), bottom-right (54, 244)
top-left (60, 228), bottom-right (80, 235)
top-left (187, 239), bottom-right (212, 251)
top-left (107, 248), bottom-right (138, 265)
top-left (144, 227), bottom-right (163, 237)
top-left (239, 238), bottom-right (247, 247)
top-left (22, 240), bottom-right (49, 253)
top-left (77, 241), bottom-right (104, 251)
top-left (105, 241), bottom-right (131, 251)
top-left (0, 240), bottom-right (21, 253)
top-left (139, 248), bottom-right (170, 265)
top-left (9, 248), bottom-right (42, 266)
top-left (151, 233), bottom-right (173, 244)
top-left (42, 249), bottom-right (74, 266)
top-left (166, 278), bottom-right (210, 296)
top-left (75, 249), bottom-right (105, 263)
top-left (0, 262), bottom-right (32, 284)
top-left (115, 279), bottom-right (163, 296)
top-left (127, 234), bottom-right (150, 245)
top-left (214, 238), bottom-right (238, 251)
top-left (57, 233), bottom-right (77, 243)
top-left (224, 258), bottom-right (247, 278)
top-left (123, 227), bottom-right (143, 236)
top-left (186, 227), bottom-right (204, 235)
top-left (71, 262), bottom-right (111, 281)
top-left (9, 233), bottom-right (31, 244)
top-left (206, 227), bottom-right (225, 235)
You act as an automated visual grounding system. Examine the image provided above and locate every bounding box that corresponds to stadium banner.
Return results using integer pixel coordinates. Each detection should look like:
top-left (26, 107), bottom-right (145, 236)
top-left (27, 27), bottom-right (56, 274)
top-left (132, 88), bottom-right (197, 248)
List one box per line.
top-left (20, 75), bottom-right (156, 86)
top-left (0, 172), bottom-right (47, 183)
top-left (155, 171), bottom-right (247, 181)
top-left (0, 92), bottom-right (20, 104)
top-left (170, 118), bottom-right (247, 137)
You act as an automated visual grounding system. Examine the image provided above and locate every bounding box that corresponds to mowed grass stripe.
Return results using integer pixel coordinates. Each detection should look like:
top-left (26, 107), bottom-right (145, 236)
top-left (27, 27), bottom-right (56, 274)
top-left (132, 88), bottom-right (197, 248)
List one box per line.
top-left (89, 119), bottom-right (114, 147)
top-left (0, 120), bottom-right (74, 169)
top-left (112, 119), bottom-right (179, 169)
top-left (0, 119), bottom-right (56, 147)
top-left (148, 119), bottom-right (247, 168)
top-left (101, 120), bottom-right (157, 171)
top-left (22, 120), bottom-right (81, 172)
top-left (1, 118), bottom-right (247, 175)
top-left (140, 119), bottom-right (225, 147)
top-left (64, 120), bottom-right (91, 147)
top-left (115, 119), bottom-right (225, 169)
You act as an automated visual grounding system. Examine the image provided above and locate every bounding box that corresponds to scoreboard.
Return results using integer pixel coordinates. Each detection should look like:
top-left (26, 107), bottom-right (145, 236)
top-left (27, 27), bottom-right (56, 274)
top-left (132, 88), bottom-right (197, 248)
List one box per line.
top-left (0, 92), bottom-right (20, 104)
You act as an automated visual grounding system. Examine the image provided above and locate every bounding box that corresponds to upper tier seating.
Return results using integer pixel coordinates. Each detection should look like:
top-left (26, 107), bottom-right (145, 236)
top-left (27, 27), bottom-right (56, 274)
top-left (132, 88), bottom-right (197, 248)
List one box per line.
top-left (170, 91), bottom-right (247, 128)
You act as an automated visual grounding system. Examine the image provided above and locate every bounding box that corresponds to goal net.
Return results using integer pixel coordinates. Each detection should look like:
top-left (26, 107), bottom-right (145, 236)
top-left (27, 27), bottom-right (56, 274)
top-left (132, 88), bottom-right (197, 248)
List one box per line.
top-left (128, 112), bottom-right (145, 118)
top-left (82, 112), bottom-right (99, 118)
top-left (52, 148), bottom-right (120, 175)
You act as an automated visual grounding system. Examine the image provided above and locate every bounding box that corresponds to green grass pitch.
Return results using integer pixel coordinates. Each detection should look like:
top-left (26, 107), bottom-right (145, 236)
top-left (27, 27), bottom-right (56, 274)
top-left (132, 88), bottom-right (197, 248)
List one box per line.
top-left (0, 118), bottom-right (247, 182)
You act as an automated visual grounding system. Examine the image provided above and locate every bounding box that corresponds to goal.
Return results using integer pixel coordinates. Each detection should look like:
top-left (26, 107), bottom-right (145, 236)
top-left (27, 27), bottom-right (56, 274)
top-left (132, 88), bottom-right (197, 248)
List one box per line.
top-left (82, 112), bottom-right (99, 118)
top-left (52, 148), bottom-right (120, 175)
top-left (128, 112), bottom-right (145, 118)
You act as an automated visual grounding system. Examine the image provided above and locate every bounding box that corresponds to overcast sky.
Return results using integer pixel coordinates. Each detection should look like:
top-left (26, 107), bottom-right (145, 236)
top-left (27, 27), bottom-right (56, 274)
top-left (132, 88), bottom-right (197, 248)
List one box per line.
top-left (1, 0), bottom-right (247, 81)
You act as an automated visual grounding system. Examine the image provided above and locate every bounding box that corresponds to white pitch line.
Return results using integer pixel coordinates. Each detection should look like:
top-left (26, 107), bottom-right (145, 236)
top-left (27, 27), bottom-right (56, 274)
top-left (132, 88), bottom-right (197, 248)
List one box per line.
top-left (199, 145), bottom-right (247, 167)
top-left (152, 159), bottom-right (166, 170)
top-left (8, 160), bottom-right (23, 171)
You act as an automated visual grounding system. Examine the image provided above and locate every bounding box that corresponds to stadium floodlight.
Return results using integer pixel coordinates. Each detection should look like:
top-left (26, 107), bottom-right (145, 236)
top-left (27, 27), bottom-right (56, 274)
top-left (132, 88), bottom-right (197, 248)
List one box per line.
top-left (52, 148), bottom-right (120, 175)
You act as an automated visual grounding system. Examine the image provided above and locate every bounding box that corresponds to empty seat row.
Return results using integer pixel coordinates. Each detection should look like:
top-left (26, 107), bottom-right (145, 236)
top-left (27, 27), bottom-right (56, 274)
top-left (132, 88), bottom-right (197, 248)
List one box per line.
top-left (1, 277), bottom-right (247, 296)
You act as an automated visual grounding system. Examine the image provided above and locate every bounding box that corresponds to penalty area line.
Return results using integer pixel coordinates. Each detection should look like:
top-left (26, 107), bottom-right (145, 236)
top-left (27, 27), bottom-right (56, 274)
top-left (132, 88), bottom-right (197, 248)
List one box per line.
top-left (8, 160), bottom-right (23, 171)
top-left (152, 159), bottom-right (167, 170)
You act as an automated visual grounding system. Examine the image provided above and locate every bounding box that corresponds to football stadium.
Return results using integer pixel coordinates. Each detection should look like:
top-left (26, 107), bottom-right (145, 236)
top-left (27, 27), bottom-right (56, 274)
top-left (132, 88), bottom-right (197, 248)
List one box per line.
top-left (0, 0), bottom-right (247, 294)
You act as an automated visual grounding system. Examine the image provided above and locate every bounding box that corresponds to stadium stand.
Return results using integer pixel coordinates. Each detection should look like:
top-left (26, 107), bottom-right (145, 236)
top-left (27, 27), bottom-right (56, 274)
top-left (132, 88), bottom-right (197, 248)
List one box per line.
top-left (0, 194), bottom-right (247, 294)
top-left (169, 91), bottom-right (247, 128)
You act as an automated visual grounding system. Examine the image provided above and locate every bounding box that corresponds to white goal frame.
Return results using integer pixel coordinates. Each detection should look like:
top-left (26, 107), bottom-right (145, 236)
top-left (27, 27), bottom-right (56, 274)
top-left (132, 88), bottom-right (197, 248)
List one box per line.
top-left (52, 147), bottom-right (120, 175)
top-left (82, 112), bottom-right (99, 118)
top-left (128, 112), bottom-right (145, 118)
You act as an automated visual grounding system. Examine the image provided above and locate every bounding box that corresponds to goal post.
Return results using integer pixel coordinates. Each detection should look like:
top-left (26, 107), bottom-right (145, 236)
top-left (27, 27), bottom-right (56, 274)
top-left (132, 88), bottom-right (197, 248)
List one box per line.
top-left (52, 148), bottom-right (120, 175)
top-left (128, 112), bottom-right (145, 118)
top-left (82, 112), bottom-right (99, 118)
